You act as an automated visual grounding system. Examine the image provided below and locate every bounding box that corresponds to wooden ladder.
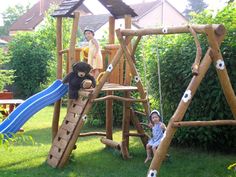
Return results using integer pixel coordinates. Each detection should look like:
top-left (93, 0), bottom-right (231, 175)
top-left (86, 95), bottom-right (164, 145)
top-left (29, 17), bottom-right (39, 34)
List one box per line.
top-left (47, 91), bottom-right (91, 168)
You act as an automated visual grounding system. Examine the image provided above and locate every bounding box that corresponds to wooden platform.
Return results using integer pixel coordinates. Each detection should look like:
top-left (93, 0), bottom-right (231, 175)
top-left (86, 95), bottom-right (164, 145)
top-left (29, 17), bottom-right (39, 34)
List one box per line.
top-left (86, 82), bottom-right (138, 92)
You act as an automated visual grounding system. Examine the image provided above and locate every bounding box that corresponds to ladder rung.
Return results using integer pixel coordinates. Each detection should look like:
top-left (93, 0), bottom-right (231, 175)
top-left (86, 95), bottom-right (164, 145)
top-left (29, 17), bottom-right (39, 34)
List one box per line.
top-left (56, 128), bottom-right (72, 141)
top-left (47, 155), bottom-right (60, 168)
top-left (66, 112), bottom-right (81, 123)
top-left (78, 132), bottom-right (106, 137)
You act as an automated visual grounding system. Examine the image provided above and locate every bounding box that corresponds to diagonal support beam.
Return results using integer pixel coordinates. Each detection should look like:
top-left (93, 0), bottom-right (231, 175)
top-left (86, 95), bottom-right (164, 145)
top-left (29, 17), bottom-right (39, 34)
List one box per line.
top-left (116, 29), bottom-right (149, 115)
top-left (205, 25), bottom-right (236, 119)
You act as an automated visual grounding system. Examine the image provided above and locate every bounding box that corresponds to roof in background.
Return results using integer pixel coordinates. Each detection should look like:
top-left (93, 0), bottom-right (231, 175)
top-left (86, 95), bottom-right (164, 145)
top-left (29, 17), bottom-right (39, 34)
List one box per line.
top-left (0, 39), bottom-right (8, 44)
top-left (10, 0), bottom-right (91, 31)
top-left (0, 36), bottom-right (12, 43)
top-left (130, 0), bottom-right (161, 18)
top-left (79, 14), bottom-right (110, 32)
top-left (130, 0), bottom-right (163, 21)
top-left (52, 0), bottom-right (137, 19)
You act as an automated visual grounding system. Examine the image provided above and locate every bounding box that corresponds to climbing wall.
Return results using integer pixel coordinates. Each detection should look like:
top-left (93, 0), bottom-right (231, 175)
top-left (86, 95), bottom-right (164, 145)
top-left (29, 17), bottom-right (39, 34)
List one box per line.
top-left (47, 91), bottom-right (91, 168)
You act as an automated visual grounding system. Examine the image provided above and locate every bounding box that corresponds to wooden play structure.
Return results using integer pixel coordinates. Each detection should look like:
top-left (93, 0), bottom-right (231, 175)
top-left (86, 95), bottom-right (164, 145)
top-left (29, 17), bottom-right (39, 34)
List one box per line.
top-left (46, 0), bottom-right (236, 176)
top-left (47, 0), bottom-right (149, 168)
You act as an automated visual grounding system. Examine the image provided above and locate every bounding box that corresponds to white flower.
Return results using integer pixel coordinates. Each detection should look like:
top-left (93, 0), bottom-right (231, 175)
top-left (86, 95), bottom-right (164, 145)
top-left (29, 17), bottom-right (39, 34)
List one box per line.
top-left (134, 76), bottom-right (140, 83)
top-left (82, 115), bottom-right (87, 121)
top-left (106, 64), bottom-right (113, 72)
top-left (215, 59), bottom-right (225, 70)
top-left (182, 90), bottom-right (192, 103)
top-left (162, 27), bottom-right (168, 34)
top-left (148, 169), bottom-right (157, 177)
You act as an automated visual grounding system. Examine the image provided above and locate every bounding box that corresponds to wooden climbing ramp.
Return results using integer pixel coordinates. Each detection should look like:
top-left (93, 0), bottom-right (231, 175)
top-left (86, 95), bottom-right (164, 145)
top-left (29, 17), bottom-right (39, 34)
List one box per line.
top-left (47, 91), bottom-right (90, 168)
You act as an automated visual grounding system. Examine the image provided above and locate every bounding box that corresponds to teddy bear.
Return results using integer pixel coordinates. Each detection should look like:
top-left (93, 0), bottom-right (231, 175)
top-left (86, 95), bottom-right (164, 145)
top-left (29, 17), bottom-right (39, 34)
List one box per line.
top-left (62, 61), bottom-right (96, 99)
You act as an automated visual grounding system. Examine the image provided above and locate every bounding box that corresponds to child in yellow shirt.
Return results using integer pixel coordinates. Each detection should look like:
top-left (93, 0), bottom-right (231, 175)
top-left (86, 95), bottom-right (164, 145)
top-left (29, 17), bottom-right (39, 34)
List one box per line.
top-left (84, 28), bottom-right (103, 79)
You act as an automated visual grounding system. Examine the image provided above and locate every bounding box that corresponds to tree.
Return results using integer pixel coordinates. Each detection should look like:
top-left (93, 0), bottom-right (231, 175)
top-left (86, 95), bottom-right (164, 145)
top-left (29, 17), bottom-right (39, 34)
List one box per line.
top-left (183, 0), bottom-right (208, 19)
top-left (0, 4), bottom-right (29, 36)
top-left (227, 0), bottom-right (235, 3)
top-left (8, 33), bottom-right (52, 98)
top-left (0, 48), bottom-right (14, 91)
top-left (7, 9), bottom-right (73, 98)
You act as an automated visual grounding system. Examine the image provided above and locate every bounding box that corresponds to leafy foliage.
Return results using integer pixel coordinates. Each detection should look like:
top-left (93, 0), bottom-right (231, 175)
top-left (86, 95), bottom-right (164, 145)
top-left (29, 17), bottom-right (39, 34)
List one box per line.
top-left (0, 133), bottom-right (34, 151)
top-left (8, 32), bottom-right (52, 98)
top-left (136, 2), bottom-right (236, 152)
top-left (183, 0), bottom-right (208, 19)
top-left (0, 48), bottom-right (14, 91)
top-left (0, 4), bottom-right (29, 36)
top-left (7, 9), bottom-right (73, 98)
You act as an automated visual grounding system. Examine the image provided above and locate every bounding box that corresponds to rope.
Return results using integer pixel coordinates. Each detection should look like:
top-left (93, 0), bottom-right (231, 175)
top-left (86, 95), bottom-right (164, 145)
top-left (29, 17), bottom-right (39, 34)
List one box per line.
top-left (141, 42), bottom-right (151, 114)
top-left (141, 37), bottom-right (163, 117)
top-left (156, 44), bottom-right (163, 117)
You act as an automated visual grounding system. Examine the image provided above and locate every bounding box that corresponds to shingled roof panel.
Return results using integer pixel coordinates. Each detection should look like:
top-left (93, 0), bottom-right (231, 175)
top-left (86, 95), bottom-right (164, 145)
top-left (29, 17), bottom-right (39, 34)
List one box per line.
top-left (51, 0), bottom-right (85, 17)
top-left (52, 0), bottom-right (137, 18)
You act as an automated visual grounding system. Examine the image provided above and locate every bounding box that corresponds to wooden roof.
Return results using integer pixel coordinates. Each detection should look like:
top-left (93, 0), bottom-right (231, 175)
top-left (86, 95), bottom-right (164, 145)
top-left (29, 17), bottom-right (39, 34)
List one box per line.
top-left (52, 0), bottom-right (137, 19)
top-left (79, 14), bottom-right (110, 33)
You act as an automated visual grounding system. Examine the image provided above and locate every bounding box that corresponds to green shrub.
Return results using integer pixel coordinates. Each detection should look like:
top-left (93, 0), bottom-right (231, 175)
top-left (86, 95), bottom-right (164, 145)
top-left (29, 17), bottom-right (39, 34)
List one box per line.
top-left (0, 48), bottom-right (14, 91)
top-left (8, 33), bottom-right (52, 98)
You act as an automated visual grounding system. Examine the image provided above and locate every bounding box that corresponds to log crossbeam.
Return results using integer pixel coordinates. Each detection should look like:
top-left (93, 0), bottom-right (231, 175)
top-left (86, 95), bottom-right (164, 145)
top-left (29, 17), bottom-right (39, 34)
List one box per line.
top-left (172, 120), bottom-right (236, 127)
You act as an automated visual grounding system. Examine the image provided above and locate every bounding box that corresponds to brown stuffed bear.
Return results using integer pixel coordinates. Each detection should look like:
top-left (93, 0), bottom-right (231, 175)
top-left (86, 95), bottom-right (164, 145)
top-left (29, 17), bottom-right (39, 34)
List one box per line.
top-left (62, 62), bottom-right (96, 99)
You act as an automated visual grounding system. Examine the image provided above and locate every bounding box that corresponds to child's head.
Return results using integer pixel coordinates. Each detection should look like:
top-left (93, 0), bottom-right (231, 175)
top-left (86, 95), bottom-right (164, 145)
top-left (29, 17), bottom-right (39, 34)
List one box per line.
top-left (149, 110), bottom-right (163, 124)
top-left (84, 27), bottom-right (94, 40)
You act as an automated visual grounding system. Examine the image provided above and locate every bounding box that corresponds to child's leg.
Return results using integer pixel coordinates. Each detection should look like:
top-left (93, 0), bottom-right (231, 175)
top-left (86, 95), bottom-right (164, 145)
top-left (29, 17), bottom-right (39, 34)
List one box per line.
top-left (144, 144), bottom-right (152, 163)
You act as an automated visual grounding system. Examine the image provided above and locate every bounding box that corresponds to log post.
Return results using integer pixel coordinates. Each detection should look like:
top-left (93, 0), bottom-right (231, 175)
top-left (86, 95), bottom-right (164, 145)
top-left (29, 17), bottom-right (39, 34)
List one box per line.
top-left (68, 12), bottom-right (80, 71)
top-left (130, 109), bottom-right (148, 149)
top-left (121, 91), bottom-right (131, 159)
top-left (52, 17), bottom-right (63, 141)
top-left (109, 16), bottom-right (115, 44)
top-left (67, 12), bottom-right (80, 112)
top-left (205, 25), bottom-right (236, 119)
top-left (105, 16), bottom-right (115, 142)
top-left (106, 90), bottom-right (113, 141)
top-left (124, 14), bottom-right (132, 85)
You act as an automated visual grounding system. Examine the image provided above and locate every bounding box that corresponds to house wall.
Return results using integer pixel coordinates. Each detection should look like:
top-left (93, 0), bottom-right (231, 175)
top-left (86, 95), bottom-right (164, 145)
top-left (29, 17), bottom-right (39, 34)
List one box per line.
top-left (134, 2), bottom-right (187, 28)
top-left (136, 5), bottom-right (163, 28)
top-left (93, 19), bottom-right (138, 41)
top-left (163, 3), bottom-right (187, 26)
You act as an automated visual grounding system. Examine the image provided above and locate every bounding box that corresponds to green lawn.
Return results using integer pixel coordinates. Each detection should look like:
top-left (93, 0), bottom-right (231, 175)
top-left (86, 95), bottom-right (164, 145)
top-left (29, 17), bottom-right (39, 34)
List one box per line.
top-left (0, 106), bottom-right (235, 177)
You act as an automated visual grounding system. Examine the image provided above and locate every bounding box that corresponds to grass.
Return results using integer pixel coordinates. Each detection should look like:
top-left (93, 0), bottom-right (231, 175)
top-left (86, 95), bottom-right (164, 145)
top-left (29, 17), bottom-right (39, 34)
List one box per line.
top-left (0, 106), bottom-right (235, 177)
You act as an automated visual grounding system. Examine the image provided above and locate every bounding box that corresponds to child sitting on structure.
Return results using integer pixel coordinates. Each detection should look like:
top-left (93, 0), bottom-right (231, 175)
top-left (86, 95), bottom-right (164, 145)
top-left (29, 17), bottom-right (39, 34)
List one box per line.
top-left (144, 110), bottom-right (166, 163)
top-left (84, 27), bottom-right (103, 79)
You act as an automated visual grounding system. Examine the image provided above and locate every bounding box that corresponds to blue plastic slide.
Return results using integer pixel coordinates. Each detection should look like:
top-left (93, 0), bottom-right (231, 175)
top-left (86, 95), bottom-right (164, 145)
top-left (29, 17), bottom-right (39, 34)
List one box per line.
top-left (0, 80), bottom-right (68, 134)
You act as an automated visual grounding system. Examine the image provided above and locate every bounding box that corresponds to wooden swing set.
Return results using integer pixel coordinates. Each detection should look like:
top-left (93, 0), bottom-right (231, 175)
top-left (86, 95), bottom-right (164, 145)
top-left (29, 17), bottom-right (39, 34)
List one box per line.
top-left (46, 0), bottom-right (236, 176)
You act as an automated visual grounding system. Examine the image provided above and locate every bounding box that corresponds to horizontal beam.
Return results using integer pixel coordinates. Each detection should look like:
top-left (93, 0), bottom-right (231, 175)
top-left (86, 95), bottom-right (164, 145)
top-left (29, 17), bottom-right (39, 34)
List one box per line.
top-left (100, 137), bottom-right (121, 150)
top-left (92, 95), bottom-right (148, 102)
top-left (125, 133), bottom-right (147, 137)
top-left (120, 24), bottom-right (225, 36)
top-left (78, 132), bottom-right (106, 137)
top-left (172, 120), bottom-right (236, 127)
top-left (104, 44), bottom-right (120, 50)
top-left (133, 110), bottom-right (147, 116)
